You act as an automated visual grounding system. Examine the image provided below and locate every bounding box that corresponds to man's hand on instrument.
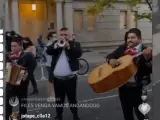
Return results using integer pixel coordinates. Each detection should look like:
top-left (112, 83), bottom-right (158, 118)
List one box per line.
top-left (109, 59), bottom-right (121, 68)
top-left (143, 48), bottom-right (152, 60)
top-left (63, 39), bottom-right (69, 49)
top-left (59, 37), bottom-right (69, 49)
top-left (64, 40), bottom-right (69, 49)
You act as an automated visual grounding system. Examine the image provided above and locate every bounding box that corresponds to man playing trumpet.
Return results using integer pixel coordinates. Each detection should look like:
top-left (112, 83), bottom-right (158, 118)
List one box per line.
top-left (5, 38), bottom-right (37, 120)
top-left (46, 27), bottom-right (82, 120)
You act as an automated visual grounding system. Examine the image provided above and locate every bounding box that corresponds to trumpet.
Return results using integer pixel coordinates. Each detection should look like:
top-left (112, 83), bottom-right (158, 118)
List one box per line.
top-left (57, 39), bottom-right (66, 47)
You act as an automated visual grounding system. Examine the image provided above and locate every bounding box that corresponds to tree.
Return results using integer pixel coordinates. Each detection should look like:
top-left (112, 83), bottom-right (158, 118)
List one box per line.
top-left (86, 0), bottom-right (152, 21)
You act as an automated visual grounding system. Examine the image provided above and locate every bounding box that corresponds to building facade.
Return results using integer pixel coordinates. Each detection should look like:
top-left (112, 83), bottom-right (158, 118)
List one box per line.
top-left (5, 0), bottom-right (152, 48)
top-left (0, 0), bottom-right (5, 29)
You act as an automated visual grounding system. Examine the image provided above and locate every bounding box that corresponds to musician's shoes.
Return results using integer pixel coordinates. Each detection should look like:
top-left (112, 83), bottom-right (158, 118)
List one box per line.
top-left (55, 116), bottom-right (63, 120)
top-left (29, 89), bottom-right (39, 95)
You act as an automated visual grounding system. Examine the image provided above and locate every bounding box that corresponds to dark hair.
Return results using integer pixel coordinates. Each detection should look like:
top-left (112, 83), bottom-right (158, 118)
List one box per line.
top-left (47, 31), bottom-right (56, 40)
top-left (5, 31), bottom-right (10, 34)
top-left (23, 37), bottom-right (33, 46)
top-left (11, 39), bottom-right (22, 46)
top-left (60, 27), bottom-right (68, 31)
top-left (124, 31), bottom-right (128, 43)
top-left (10, 31), bottom-right (16, 36)
top-left (128, 28), bottom-right (141, 39)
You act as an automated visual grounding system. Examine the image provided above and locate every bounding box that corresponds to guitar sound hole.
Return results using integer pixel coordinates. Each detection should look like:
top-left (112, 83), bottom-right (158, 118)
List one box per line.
top-left (98, 67), bottom-right (102, 77)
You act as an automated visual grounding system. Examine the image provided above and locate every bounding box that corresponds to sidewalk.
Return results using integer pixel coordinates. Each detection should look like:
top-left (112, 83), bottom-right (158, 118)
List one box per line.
top-left (153, 32), bottom-right (160, 56)
top-left (81, 51), bottom-right (106, 64)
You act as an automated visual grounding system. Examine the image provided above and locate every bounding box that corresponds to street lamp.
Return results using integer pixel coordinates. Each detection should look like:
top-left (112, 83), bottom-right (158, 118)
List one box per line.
top-left (32, 4), bottom-right (36, 11)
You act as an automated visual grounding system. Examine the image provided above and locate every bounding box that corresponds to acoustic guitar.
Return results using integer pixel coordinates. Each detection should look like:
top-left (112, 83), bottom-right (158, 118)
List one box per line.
top-left (88, 52), bottom-right (142, 94)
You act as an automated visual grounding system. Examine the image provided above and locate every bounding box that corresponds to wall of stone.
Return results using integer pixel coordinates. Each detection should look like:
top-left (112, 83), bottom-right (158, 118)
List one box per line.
top-left (0, 0), bottom-right (5, 29)
top-left (73, 1), bottom-right (152, 46)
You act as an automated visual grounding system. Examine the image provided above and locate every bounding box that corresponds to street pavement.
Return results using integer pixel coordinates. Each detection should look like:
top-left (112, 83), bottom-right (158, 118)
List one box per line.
top-left (152, 34), bottom-right (160, 119)
top-left (11, 51), bottom-right (155, 120)
top-left (151, 6), bottom-right (160, 119)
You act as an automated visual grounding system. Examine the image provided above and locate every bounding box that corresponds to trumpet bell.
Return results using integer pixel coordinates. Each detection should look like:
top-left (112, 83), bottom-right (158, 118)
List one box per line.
top-left (57, 40), bottom-right (65, 47)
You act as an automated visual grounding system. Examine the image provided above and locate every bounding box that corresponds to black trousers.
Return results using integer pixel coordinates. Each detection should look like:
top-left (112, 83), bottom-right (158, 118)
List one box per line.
top-left (30, 73), bottom-right (37, 90)
top-left (5, 82), bottom-right (28, 120)
top-left (46, 66), bottom-right (52, 83)
top-left (119, 86), bottom-right (145, 120)
top-left (53, 75), bottom-right (78, 117)
top-left (46, 66), bottom-right (51, 73)
top-left (30, 65), bottom-right (37, 90)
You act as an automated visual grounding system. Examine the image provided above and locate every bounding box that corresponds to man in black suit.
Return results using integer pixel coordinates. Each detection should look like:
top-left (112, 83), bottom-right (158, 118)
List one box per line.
top-left (5, 39), bottom-right (37, 120)
top-left (106, 28), bottom-right (152, 120)
top-left (46, 27), bottom-right (82, 120)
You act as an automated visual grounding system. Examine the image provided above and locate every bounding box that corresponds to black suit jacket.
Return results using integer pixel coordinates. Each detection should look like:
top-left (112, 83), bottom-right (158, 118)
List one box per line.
top-left (46, 40), bottom-right (82, 77)
top-left (106, 44), bottom-right (152, 87)
top-left (7, 51), bottom-right (37, 85)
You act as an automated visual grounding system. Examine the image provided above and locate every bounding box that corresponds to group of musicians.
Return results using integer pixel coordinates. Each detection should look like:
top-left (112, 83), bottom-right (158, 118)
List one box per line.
top-left (5, 27), bottom-right (152, 120)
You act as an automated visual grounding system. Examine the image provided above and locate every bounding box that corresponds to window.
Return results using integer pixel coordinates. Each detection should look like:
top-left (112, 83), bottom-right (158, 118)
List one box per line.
top-left (74, 10), bottom-right (83, 31)
top-left (120, 11), bottom-right (137, 29)
top-left (128, 11), bottom-right (137, 28)
top-left (120, 11), bottom-right (127, 29)
top-left (87, 15), bottom-right (96, 30)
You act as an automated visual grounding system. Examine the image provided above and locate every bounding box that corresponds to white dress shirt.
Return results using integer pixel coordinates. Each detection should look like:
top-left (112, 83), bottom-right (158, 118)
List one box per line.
top-left (128, 44), bottom-right (142, 83)
top-left (53, 50), bottom-right (72, 76)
